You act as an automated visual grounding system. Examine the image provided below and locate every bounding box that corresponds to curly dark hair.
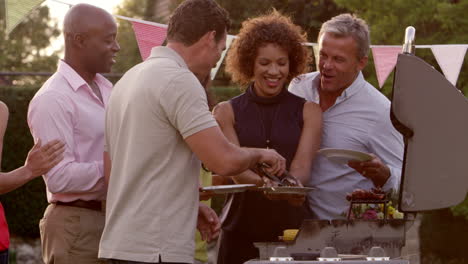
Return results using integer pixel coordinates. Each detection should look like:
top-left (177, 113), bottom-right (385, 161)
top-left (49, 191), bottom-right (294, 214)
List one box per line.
top-left (226, 10), bottom-right (310, 86)
top-left (167, 0), bottom-right (230, 45)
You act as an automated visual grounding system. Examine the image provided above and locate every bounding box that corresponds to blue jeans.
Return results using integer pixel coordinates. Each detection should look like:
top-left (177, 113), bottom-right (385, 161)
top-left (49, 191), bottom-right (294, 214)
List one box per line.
top-left (0, 249), bottom-right (8, 264)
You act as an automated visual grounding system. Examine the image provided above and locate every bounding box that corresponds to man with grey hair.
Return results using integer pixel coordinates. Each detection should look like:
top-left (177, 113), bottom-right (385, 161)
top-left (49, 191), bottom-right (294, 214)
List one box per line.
top-left (289, 14), bottom-right (403, 220)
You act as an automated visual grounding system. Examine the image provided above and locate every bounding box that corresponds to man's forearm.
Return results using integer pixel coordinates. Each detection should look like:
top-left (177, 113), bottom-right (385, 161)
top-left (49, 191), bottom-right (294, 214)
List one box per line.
top-left (215, 147), bottom-right (263, 176)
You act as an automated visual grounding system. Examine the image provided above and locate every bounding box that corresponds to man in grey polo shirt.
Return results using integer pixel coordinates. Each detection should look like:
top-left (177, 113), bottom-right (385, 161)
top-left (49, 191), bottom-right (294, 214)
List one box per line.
top-left (99, 0), bottom-right (286, 263)
top-left (289, 14), bottom-right (404, 220)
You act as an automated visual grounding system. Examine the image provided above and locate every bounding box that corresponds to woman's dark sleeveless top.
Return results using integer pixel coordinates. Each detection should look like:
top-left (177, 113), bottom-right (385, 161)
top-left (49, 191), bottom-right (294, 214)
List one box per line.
top-left (222, 84), bottom-right (307, 241)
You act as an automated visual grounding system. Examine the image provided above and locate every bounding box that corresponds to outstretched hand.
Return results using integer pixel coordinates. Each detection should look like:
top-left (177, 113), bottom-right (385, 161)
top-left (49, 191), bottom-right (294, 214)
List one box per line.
top-left (25, 139), bottom-right (65, 177)
top-left (197, 203), bottom-right (220, 242)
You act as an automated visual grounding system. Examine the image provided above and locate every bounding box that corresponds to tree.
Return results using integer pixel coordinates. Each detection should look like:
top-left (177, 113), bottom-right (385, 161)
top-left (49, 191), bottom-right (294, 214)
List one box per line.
top-left (112, 0), bottom-right (167, 73)
top-left (0, 2), bottom-right (61, 237)
top-left (0, 1), bottom-right (60, 85)
top-left (334, 0), bottom-right (468, 95)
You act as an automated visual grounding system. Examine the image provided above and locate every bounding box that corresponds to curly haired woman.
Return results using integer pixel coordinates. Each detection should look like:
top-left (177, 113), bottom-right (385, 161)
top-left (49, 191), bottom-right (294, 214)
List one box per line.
top-left (213, 11), bottom-right (322, 264)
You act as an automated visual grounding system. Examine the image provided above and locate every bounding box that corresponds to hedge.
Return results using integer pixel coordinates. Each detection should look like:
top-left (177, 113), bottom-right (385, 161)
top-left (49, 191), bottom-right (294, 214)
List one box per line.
top-left (0, 84), bottom-right (467, 264)
top-left (0, 85), bottom-right (44, 237)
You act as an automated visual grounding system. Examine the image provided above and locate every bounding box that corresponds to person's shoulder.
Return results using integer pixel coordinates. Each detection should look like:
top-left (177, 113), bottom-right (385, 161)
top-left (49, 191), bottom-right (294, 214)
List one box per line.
top-left (303, 101), bottom-right (322, 117)
top-left (212, 101), bottom-right (232, 117)
top-left (213, 101), bottom-right (235, 126)
top-left (290, 71), bottom-right (320, 86)
top-left (168, 71), bottom-right (202, 93)
top-left (289, 72), bottom-right (319, 98)
top-left (29, 85), bottom-right (71, 110)
top-left (286, 90), bottom-right (307, 101)
top-left (34, 72), bottom-right (70, 96)
top-left (0, 101), bottom-right (8, 112)
top-left (0, 101), bottom-right (8, 120)
top-left (229, 90), bottom-right (247, 102)
top-left (361, 81), bottom-right (391, 107)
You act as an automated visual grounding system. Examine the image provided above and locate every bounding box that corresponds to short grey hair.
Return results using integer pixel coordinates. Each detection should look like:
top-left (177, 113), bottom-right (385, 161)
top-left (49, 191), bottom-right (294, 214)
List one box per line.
top-left (318, 13), bottom-right (370, 59)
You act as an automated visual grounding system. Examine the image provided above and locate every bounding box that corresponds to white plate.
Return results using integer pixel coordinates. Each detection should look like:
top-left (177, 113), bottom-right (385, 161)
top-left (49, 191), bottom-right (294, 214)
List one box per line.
top-left (318, 148), bottom-right (372, 164)
top-left (201, 184), bottom-right (256, 194)
top-left (256, 186), bottom-right (315, 195)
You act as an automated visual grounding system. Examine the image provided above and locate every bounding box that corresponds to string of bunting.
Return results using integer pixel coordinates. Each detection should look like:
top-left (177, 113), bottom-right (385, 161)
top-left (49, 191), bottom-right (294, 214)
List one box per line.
top-left (3, 1), bottom-right (467, 86)
top-left (121, 14), bottom-right (467, 85)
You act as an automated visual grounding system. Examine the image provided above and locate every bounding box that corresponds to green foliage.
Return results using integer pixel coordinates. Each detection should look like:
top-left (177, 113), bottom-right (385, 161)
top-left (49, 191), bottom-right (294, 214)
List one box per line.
top-left (334, 0), bottom-right (468, 95)
top-left (0, 2), bottom-right (60, 85)
top-left (420, 209), bottom-right (468, 263)
top-left (112, 0), bottom-right (152, 73)
top-left (0, 86), bottom-right (45, 238)
top-left (0, 3), bottom-right (58, 236)
top-left (451, 194), bottom-right (468, 220)
top-left (211, 85), bottom-right (242, 103)
top-left (216, 0), bottom-right (347, 38)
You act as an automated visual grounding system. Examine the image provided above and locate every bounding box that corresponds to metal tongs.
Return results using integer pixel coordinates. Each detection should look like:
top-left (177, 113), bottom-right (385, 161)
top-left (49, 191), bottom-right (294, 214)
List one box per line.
top-left (257, 163), bottom-right (300, 187)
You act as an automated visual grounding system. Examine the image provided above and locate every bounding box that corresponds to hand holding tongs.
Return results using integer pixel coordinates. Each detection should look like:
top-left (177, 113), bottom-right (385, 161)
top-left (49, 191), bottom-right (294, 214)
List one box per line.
top-left (257, 163), bottom-right (300, 187)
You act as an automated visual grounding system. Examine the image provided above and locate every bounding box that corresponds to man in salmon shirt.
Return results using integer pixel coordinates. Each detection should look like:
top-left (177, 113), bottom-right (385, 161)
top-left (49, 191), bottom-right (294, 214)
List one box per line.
top-left (27, 3), bottom-right (120, 264)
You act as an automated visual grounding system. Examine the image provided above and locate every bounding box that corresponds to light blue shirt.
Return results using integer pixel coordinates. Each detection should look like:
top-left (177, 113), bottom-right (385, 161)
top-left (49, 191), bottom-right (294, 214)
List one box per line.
top-left (289, 72), bottom-right (404, 220)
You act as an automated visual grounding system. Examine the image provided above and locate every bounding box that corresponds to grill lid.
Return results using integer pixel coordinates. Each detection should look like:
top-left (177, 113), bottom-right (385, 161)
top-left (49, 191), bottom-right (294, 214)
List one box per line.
top-left (391, 53), bottom-right (468, 211)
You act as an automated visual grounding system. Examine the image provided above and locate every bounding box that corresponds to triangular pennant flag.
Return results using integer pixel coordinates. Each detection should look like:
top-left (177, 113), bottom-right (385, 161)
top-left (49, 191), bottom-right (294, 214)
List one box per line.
top-left (210, 34), bottom-right (235, 80)
top-left (5, 0), bottom-right (45, 34)
top-left (312, 44), bottom-right (320, 71)
top-left (131, 21), bottom-right (168, 61)
top-left (372, 47), bottom-right (401, 88)
top-left (431, 45), bottom-right (468, 86)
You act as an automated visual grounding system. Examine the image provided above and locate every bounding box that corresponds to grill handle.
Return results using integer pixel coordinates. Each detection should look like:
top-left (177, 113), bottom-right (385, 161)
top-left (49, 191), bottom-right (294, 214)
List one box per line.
top-left (402, 26), bottom-right (416, 55)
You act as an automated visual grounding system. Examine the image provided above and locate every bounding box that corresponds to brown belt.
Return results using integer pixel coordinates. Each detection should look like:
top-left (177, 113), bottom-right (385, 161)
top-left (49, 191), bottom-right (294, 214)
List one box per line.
top-left (54, 200), bottom-right (103, 211)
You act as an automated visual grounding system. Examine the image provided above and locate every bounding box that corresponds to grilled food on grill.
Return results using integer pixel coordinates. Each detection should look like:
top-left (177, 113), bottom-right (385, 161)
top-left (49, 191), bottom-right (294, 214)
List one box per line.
top-left (346, 188), bottom-right (386, 201)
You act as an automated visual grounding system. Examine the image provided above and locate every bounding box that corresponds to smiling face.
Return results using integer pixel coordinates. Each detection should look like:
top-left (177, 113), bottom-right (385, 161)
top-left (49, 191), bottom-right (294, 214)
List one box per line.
top-left (253, 43), bottom-right (290, 97)
top-left (318, 32), bottom-right (367, 98)
top-left (82, 15), bottom-right (120, 74)
top-left (64, 4), bottom-right (121, 75)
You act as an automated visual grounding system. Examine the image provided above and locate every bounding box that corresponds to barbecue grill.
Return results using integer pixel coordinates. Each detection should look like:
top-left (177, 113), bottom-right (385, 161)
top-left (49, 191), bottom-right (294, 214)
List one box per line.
top-left (244, 26), bottom-right (468, 264)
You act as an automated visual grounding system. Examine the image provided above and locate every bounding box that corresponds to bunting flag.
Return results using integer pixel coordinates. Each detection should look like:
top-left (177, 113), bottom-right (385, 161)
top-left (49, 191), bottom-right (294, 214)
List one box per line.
top-left (131, 20), bottom-right (168, 61)
top-left (113, 15), bottom-right (468, 87)
top-left (312, 44), bottom-right (320, 71)
top-left (371, 47), bottom-right (401, 88)
top-left (210, 34), bottom-right (235, 80)
top-left (5, 0), bottom-right (45, 34)
top-left (431, 45), bottom-right (468, 86)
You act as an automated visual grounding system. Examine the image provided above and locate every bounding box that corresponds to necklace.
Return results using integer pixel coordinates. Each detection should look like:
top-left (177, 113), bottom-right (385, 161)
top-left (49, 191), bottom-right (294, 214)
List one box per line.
top-left (247, 84), bottom-right (285, 149)
top-left (254, 103), bottom-right (281, 149)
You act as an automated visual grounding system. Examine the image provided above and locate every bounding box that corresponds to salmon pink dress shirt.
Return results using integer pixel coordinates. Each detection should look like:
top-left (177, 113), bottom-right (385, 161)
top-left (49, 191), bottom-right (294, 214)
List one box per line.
top-left (28, 60), bottom-right (112, 203)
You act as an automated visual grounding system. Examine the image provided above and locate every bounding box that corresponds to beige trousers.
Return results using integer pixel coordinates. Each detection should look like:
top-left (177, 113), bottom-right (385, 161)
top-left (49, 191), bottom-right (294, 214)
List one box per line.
top-left (39, 203), bottom-right (105, 264)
